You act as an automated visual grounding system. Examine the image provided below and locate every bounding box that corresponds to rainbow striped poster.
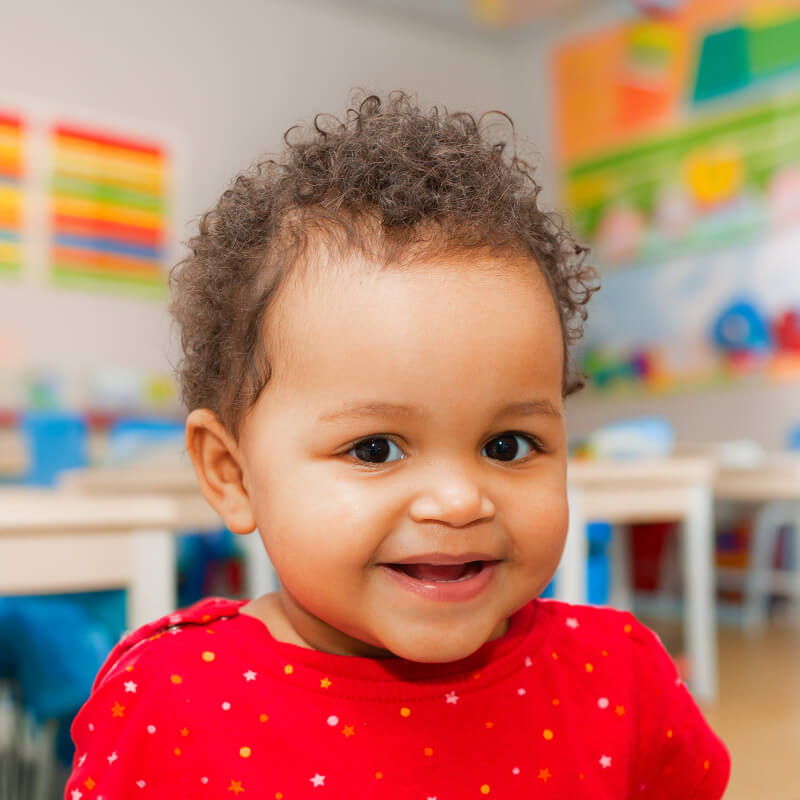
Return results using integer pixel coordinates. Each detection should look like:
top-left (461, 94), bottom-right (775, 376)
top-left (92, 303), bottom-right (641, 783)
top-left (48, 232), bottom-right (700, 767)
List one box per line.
top-left (49, 123), bottom-right (169, 295)
top-left (0, 112), bottom-right (24, 278)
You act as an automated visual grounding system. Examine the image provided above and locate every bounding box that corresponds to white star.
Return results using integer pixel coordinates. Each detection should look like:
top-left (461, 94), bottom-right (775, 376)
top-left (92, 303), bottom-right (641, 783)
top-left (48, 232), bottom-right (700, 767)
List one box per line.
top-left (88, 723), bottom-right (94, 731)
top-left (566, 617), bottom-right (579, 629)
top-left (78, 753), bottom-right (87, 767)
top-left (310, 774), bottom-right (326, 787)
top-left (445, 691), bottom-right (459, 704)
top-left (512, 767), bottom-right (520, 775)
top-left (599, 755), bottom-right (612, 769)
top-left (168, 626), bottom-right (182, 635)
top-left (524, 656), bottom-right (532, 667)
top-left (517, 688), bottom-right (526, 696)
top-left (598, 697), bottom-right (609, 709)
top-left (136, 780), bottom-right (147, 788)
top-left (71, 789), bottom-right (83, 800)
top-left (243, 670), bottom-right (257, 682)
top-left (124, 681), bottom-right (137, 693)
top-left (107, 751), bottom-right (118, 764)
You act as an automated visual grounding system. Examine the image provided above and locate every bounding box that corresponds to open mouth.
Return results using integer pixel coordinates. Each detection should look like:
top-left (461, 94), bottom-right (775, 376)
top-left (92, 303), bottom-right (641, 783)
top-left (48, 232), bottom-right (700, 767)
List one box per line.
top-left (384, 561), bottom-right (487, 583)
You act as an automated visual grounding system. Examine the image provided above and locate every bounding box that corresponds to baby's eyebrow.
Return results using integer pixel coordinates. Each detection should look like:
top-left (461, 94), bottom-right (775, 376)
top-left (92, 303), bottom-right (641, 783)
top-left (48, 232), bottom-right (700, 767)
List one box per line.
top-left (495, 400), bottom-right (562, 419)
top-left (317, 399), bottom-right (562, 424)
top-left (317, 401), bottom-right (427, 423)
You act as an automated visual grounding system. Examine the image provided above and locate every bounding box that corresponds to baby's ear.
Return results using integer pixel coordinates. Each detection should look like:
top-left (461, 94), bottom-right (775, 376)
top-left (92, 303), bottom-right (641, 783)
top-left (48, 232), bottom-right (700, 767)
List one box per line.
top-left (185, 409), bottom-right (256, 534)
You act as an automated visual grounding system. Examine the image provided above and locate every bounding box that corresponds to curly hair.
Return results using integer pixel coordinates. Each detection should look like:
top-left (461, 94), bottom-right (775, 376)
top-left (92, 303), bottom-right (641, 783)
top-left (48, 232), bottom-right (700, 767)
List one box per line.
top-left (170, 90), bottom-right (598, 437)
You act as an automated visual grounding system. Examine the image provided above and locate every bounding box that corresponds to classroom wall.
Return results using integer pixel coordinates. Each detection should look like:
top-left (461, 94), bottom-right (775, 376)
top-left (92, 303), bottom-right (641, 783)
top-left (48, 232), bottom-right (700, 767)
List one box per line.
top-left (506, 3), bottom-right (800, 450)
top-left (0, 0), bottom-right (513, 408)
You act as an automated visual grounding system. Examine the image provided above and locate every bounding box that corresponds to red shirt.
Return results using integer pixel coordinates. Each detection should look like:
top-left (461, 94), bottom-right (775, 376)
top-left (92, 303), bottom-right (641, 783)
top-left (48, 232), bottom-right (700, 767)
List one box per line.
top-left (66, 597), bottom-right (729, 799)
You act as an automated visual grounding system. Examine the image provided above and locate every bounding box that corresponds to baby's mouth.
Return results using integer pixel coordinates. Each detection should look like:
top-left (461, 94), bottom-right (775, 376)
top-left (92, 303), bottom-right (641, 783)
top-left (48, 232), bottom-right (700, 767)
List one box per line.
top-left (384, 561), bottom-right (485, 583)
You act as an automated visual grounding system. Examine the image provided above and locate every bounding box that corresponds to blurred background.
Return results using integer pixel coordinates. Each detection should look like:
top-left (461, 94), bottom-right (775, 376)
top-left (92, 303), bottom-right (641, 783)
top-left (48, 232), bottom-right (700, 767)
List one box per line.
top-left (1, 1), bottom-right (799, 797)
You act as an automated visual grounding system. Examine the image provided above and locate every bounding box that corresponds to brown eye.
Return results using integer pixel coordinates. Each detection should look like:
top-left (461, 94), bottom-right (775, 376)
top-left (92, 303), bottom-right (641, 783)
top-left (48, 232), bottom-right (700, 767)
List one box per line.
top-left (349, 437), bottom-right (404, 464)
top-left (482, 433), bottom-right (535, 462)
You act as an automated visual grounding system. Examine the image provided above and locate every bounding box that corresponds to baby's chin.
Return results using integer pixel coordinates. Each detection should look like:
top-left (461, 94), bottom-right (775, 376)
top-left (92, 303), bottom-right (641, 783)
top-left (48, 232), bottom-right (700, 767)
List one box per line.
top-left (377, 618), bottom-right (507, 664)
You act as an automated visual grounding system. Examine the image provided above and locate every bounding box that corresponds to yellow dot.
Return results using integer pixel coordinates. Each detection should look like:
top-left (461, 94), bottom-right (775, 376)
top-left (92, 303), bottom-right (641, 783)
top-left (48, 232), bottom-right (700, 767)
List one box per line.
top-left (551, 652), bottom-right (558, 660)
top-left (126, 665), bottom-right (134, 672)
top-left (704, 759), bottom-right (710, 770)
top-left (284, 664), bottom-right (294, 675)
top-left (585, 662), bottom-right (594, 673)
top-left (202, 614), bottom-right (211, 622)
top-left (170, 674), bottom-right (183, 684)
top-left (240, 746), bottom-right (252, 758)
top-left (205, 628), bottom-right (215, 634)
top-left (400, 707), bottom-right (411, 717)
top-left (624, 623), bottom-right (632, 634)
top-left (543, 729), bottom-right (554, 741)
top-left (480, 785), bottom-right (491, 795)
top-left (552, 698), bottom-right (560, 706)
top-left (375, 772), bottom-right (383, 780)
top-left (202, 651), bottom-right (215, 662)
top-left (667, 729), bottom-right (673, 738)
top-left (259, 713), bottom-right (269, 722)
top-left (320, 677), bottom-right (332, 689)
top-left (602, 650), bottom-right (608, 656)
top-left (579, 772), bottom-right (584, 781)
top-left (424, 747), bottom-right (433, 756)
top-left (472, 672), bottom-right (481, 680)
top-left (276, 794), bottom-right (284, 799)
top-left (173, 747), bottom-right (181, 756)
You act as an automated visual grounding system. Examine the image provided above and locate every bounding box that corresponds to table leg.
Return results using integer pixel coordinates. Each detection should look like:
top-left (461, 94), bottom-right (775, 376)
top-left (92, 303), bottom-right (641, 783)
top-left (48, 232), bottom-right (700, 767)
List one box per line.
top-left (129, 528), bottom-right (176, 631)
top-left (609, 524), bottom-right (633, 610)
top-left (682, 483), bottom-right (717, 704)
top-left (557, 485), bottom-right (587, 604)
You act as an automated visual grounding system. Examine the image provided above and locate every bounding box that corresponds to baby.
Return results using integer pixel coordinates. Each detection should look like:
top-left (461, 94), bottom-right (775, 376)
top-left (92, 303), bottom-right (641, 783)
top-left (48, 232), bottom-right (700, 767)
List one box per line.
top-left (66, 92), bottom-right (729, 798)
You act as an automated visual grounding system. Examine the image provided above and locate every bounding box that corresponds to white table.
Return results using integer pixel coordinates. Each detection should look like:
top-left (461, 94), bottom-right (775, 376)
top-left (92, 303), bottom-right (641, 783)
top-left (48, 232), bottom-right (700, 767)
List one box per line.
top-left (0, 488), bottom-right (220, 630)
top-left (560, 457), bottom-right (718, 703)
top-left (60, 466), bottom-right (278, 600)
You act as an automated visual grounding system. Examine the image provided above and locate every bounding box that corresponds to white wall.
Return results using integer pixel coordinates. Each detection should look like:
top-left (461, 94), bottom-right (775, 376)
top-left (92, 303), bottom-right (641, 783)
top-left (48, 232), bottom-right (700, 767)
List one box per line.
top-left (0, 0), bottom-right (513, 404)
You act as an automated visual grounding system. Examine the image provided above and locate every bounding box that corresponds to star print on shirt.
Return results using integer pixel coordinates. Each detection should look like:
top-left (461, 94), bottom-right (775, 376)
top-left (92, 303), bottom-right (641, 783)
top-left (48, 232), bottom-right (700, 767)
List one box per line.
top-left (228, 779), bottom-right (244, 795)
top-left (107, 752), bottom-right (118, 764)
top-left (310, 774), bottom-right (326, 787)
top-left (71, 789), bottom-right (82, 800)
top-left (78, 754), bottom-right (86, 767)
top-left (244, 670), bottom-right (257, 682)
top-left (124, 681), bottom-right (137, 693)
top-left (566, 617), bottom-right (579, 629)
top-left (599, 755), bottom-right (612, 768)
top-left (445, 691), bottom-right (459, 704)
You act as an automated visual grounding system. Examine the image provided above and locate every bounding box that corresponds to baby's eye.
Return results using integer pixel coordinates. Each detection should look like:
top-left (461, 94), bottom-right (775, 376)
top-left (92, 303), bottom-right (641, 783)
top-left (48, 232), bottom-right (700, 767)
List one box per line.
top-left (348, 437), bottom-right (405, 464)
top-left (482, 432), bottom-right (539, 462)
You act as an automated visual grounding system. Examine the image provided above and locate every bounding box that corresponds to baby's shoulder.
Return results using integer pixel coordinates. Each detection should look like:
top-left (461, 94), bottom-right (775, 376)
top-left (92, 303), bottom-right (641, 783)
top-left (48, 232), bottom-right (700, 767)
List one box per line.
top-left (532, 599), bottom-right (672, 679)
top-left (93, 597), bottom-right (248, 691)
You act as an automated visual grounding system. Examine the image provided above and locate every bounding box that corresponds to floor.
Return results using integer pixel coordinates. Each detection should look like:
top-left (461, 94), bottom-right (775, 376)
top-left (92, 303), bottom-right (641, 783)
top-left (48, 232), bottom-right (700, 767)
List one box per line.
top-left (648, 618), bottom-right (800, 800)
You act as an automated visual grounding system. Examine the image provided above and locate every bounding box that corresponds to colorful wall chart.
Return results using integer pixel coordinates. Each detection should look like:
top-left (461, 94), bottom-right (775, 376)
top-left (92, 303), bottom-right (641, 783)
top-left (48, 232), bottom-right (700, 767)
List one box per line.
top-left (555, 0), bottom-right (800, 269)
top-left (553, 0), bottom-right (800, 394)
top-left (49, 124), bottom-right (169, 295)
top-left (0, 112), bottom-right (24, 278)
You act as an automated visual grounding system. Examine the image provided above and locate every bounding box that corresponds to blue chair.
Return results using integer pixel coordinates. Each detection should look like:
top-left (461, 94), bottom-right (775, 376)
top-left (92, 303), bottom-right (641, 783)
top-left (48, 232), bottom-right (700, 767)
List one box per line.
top-left (4, 411), bottom-right (125, 764)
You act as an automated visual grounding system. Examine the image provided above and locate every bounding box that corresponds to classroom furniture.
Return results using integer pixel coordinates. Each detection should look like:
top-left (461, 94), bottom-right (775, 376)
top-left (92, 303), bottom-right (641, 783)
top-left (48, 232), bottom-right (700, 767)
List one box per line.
top-left (59, 466), bottom-right (278, 600)
top-left (0, 487), bottom-right (219, 631)
top-left (559, 457), bottom-right (718, 704)
top-left (714, 454), bottom-right (800, 629)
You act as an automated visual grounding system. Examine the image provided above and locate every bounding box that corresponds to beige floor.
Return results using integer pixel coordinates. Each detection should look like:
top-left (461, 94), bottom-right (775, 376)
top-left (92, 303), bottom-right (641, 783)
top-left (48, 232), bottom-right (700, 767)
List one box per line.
top-left (649, 619), bottom-right (800, 800)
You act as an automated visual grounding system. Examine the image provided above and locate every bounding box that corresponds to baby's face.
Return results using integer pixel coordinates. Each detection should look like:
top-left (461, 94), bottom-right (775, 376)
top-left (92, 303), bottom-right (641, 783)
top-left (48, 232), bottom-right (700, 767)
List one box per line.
top-left (237, 250), bottom-right (568, 662)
